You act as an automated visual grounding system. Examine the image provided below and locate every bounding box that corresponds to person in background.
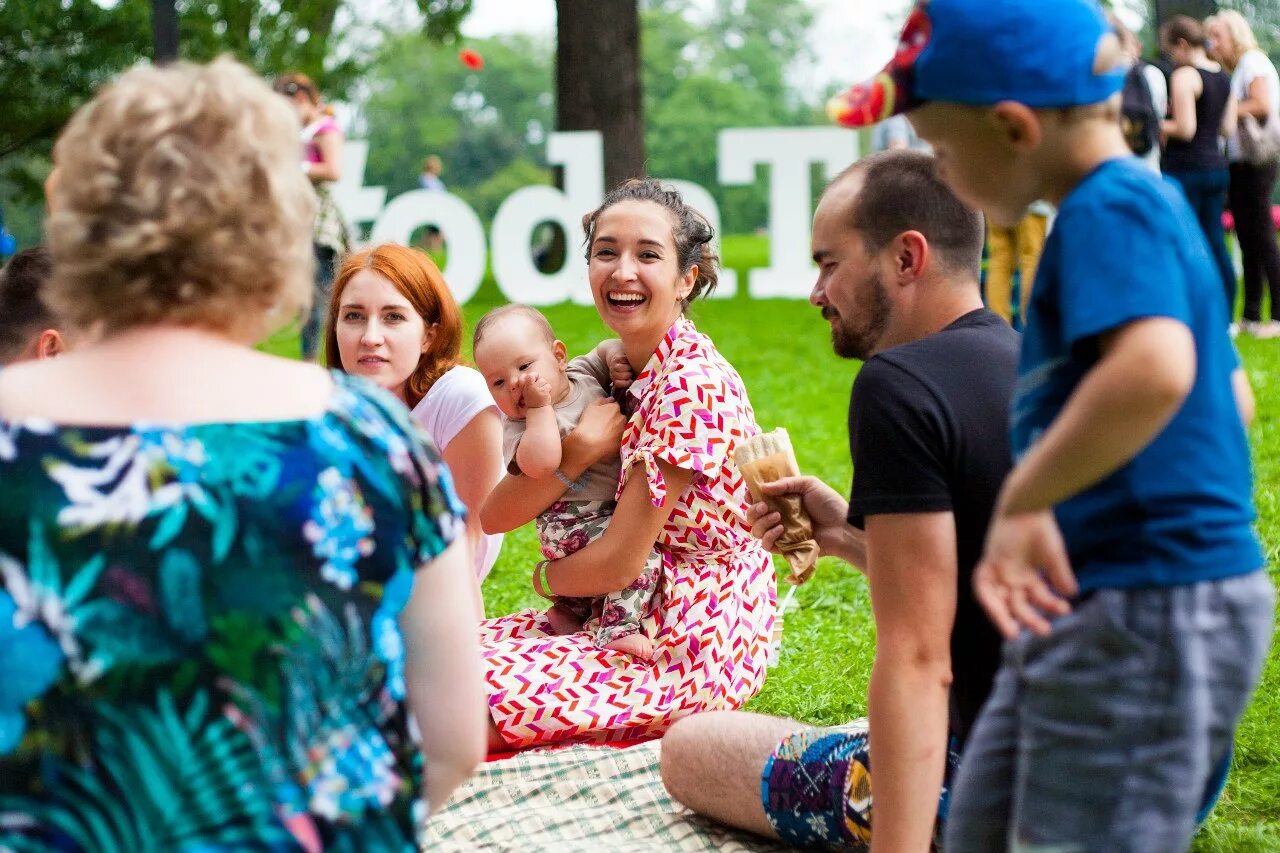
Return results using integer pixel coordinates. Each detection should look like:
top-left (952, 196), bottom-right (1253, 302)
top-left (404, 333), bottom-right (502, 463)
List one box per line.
top-left (1112, 12), bottom-right (1169, 173)
top-left (1162, 16), bottom-right (1239, 318)
top-left (984, 205), bottom-right (1051, 329)
top-left (0, 57), bottom-right (484, 849)
top-left (418, 156), bottom-right (447, 251)
top-left (0, 246), bottom-right (69, 365)
top-left (419, 155), bottom-right (446, 192)
top-left (1209, 10), bottom-right (1280, 338)
top-left (326, 243), bottom-right (506, 582)
top-left (870, 114), bottom-right (931, 153)
top-left (274, 72), bottom-right (350, 361)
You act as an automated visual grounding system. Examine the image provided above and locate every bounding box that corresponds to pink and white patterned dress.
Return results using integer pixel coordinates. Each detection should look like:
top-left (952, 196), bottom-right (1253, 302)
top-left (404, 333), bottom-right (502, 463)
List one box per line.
top-left (479, 317), bottom-right (777, 748)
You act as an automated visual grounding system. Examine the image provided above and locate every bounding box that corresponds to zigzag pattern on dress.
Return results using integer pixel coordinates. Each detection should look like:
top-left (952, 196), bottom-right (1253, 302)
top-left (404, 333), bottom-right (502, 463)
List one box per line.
top-left (480, 317), bottom-right (778, 748)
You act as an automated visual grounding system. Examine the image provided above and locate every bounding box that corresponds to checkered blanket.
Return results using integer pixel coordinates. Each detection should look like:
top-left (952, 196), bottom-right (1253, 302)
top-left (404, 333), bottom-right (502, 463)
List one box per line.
top-left (423, 740), bottom-right (792, 852)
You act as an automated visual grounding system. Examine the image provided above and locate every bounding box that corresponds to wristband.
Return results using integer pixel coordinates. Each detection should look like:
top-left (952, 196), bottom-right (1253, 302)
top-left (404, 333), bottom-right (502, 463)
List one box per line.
top-left (553, 469), bottom-right (585, 493)
top-left (532, 560), bottom-right (554, 600)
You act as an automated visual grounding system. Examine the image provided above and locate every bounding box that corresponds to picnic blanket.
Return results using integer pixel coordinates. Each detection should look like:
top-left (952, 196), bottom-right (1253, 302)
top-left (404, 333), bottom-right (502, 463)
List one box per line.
top-left (423, 740), bottom-right (793, 852)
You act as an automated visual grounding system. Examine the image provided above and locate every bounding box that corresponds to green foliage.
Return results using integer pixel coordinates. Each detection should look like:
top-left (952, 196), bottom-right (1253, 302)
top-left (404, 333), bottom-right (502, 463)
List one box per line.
top-left (420, 0), bottom-right (474, 43)
top-left (0, 0), bottom-right (151, 198)
top-left (359, 32), bottom-right (554, 207)
top-left (0, 0), bottom-right (470, 218)
top-left (642, 0), bottom-right (821, 232)
top-left (0, 0), bottom-right (830, 247)
top-left (174, 0), bottom-right (356, 94)
top-left (354, 0), bottom-right (824, 237)
top-left (465, 158), bottom-right (554, 225)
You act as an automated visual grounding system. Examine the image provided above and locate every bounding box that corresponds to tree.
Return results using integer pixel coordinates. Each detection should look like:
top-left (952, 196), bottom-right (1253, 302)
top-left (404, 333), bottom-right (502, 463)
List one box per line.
top-left (0, 1), bottom-right (152, 164)
top-left (555, 0), bottom-right (646, 191)
top-left (359, 32), bottom-right (555, 219)
top-left (1151, 0), bottom-right (1217, 27)
top-left (0, 0), bottom-right (471, 200)
top-left (641, 0), bottom-right (818, 232)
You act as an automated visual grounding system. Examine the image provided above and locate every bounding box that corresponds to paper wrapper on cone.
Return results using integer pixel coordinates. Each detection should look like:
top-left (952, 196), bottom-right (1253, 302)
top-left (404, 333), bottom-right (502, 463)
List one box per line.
top-left (735, 428), bottom-right (819, 585)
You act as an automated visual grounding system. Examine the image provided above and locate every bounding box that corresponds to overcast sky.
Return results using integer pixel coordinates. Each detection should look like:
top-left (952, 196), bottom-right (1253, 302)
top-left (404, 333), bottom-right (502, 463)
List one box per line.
top-left (460, 0), bottom-right (912, 90)
top-left (459, 0), bottom-right (1151, 92)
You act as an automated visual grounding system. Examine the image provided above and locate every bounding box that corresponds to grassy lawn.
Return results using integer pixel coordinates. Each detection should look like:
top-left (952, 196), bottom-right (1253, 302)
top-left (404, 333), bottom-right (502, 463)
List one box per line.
top-left (267, 238), bottom-right (1280, 849)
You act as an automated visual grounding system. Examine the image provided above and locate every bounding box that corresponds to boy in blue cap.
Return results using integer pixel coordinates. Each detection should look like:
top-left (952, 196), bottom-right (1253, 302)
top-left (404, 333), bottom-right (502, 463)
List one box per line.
top-left (829, 0), bottom-right (1274, 850)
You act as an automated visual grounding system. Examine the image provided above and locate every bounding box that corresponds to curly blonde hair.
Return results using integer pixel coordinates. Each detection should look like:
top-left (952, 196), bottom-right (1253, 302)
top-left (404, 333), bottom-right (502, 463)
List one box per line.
top-left (46, 56), bottom-right (316, 339)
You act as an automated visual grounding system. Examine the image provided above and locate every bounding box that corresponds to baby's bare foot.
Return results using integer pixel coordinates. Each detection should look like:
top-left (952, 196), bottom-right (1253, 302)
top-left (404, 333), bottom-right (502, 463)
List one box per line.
top-left (546, 604), bottom-right (584, 636)
top-left (603, 633), bottom-right (654, 660)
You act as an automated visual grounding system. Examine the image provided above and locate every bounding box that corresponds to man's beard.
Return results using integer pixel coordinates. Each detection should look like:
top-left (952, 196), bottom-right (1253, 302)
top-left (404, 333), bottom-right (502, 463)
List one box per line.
top-left (829, 272), bottom-right (891, 361)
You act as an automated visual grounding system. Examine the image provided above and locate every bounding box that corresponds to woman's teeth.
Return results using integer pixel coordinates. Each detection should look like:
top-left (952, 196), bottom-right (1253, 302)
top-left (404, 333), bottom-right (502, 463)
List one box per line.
top-left (608, 292), bottom-right (645, 306)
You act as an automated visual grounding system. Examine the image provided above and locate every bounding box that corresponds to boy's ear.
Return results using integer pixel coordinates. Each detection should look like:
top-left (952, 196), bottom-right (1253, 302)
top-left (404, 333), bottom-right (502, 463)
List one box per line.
top-left (553, 339), bottom-right (568, 367)
top-left (991, 101), bottom-right (1042, 151)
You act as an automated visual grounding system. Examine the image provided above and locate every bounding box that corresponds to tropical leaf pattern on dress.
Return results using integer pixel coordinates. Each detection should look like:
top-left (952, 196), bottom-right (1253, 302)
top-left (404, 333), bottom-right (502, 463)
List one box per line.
top-left (0, 689), bottom-right (289, 852)
top-left (223, 594), bottom-right (415, 841)
top-left (0, 372), bottom-right (459, 850)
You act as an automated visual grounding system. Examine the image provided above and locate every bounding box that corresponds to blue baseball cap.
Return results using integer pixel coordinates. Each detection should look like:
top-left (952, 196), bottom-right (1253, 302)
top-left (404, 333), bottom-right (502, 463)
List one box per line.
top-left (828, 0), bottom-right (1126, 128)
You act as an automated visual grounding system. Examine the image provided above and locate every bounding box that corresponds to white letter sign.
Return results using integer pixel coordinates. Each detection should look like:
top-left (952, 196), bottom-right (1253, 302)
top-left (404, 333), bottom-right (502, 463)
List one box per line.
top-left (491, 132), bottom-right (605, 305)
top-left (718, 128), bottom-right (858, 298)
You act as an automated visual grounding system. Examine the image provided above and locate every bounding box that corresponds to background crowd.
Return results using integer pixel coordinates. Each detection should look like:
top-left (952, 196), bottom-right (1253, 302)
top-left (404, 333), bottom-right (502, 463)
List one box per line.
top-left (869, 10), bottom-right (1280, 339)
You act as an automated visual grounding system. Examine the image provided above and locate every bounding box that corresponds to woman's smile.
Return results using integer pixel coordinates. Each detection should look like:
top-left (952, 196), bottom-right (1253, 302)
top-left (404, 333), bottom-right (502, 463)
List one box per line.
top-left (604, 289), bottom-right (648, 311)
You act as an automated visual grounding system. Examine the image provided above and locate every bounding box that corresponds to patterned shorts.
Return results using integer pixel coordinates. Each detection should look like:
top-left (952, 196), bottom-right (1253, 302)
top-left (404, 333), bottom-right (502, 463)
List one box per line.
top-left (760, 722), bottom-right (959, 851)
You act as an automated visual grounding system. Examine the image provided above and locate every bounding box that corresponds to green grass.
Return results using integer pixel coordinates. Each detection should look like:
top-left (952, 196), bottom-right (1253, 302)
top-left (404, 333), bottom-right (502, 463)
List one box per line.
top-left (278, 239), bottom-right (1280, 848)
top-left (476, 303), bottom-right (1280, 849)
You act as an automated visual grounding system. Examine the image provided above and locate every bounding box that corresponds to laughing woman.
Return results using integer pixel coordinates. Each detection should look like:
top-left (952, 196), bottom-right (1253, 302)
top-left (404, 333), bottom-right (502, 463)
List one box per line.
top-left (477, 180), bottom-right (776, 750)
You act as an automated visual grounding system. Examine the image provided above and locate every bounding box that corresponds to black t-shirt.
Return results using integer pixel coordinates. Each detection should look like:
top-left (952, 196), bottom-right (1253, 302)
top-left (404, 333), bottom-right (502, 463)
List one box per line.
top-left (847, 308), bottom-right (1019, 745)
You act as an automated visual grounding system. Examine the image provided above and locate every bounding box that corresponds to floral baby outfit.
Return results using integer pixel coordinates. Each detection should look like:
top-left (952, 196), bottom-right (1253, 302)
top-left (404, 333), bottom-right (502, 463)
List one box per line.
top-left (0, 373), bottom-right (462, 851)
top-left (481, 317), bottom-right (777, 748)
top-left (534, 497), bottom-right (663, 649)
top-left (502, 351), bottom-right (662, 650)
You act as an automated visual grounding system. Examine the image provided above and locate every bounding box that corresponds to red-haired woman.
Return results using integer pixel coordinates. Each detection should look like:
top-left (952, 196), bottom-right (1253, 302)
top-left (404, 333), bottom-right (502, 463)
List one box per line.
top-left (326, 243), bottom-right (506, 580)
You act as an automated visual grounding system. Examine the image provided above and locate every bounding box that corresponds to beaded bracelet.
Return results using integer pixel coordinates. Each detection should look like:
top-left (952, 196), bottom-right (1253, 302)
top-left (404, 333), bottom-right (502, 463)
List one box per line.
top-left (553, 468), bottom-right (585, 493)
top-left (532, 560), bottom-right (554, 600)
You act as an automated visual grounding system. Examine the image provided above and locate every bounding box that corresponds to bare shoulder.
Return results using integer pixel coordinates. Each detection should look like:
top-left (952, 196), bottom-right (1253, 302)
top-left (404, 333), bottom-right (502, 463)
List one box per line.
top-left (1172, 65), bottom-right (1202, 88)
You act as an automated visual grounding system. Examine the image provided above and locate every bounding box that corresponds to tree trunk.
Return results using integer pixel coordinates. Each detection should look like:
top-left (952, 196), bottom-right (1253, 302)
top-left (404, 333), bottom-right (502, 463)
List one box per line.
top-left (1151, 0), bottom-right (1217, 28)
top-left (151, 0), bottom-right (179, 62)
top-left (554, 0), bottom-right (645, 193)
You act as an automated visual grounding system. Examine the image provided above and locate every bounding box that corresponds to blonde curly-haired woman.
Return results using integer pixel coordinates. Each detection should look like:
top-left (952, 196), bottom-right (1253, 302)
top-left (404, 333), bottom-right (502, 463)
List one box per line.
top-left (0, 57), bottom-right (484, 850)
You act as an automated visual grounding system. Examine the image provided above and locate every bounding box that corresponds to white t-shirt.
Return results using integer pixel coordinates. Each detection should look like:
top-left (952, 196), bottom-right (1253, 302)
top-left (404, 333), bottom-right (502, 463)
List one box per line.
top-left (1142, 63), bottom-right (1169, 173)
top-left (1228, 49), bottom-right (1280, 162)
top-left (411, 365), bottom-right (503, 581)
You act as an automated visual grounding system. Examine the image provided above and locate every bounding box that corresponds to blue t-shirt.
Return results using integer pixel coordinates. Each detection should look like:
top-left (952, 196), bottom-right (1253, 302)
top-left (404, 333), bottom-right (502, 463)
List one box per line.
top-left (1013, 157), bottom-right (1261, 591)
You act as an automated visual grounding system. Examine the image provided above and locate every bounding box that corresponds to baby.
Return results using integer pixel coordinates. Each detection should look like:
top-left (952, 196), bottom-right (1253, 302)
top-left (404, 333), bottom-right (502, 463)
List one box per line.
top-left (472, 303), bottom-right (662, 659)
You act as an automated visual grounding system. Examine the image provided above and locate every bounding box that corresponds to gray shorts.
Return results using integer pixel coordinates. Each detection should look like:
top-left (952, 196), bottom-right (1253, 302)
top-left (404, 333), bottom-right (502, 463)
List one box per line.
top-left (945, 572), bottom-right (1275, 853)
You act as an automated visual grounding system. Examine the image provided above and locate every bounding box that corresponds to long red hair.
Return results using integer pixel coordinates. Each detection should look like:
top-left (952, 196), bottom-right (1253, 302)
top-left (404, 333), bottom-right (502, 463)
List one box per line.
top-left (325, 244), bottom-right (463, 408)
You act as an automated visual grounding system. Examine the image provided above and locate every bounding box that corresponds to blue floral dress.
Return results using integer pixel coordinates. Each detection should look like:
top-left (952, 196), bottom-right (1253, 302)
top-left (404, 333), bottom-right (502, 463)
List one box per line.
top-left (0, 373), bottom-right (462, 852)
